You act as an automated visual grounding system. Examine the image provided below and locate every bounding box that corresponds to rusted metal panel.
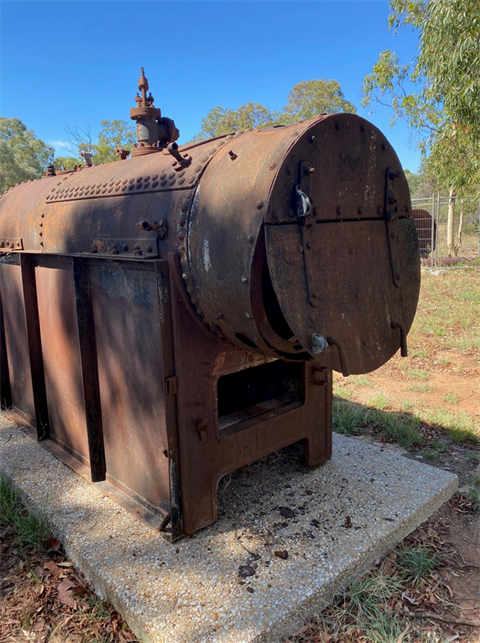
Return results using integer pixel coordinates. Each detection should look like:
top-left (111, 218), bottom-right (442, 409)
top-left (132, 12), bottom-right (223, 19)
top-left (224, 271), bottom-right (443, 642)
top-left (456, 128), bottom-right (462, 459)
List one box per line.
top-left (0, 262), bottom-right (35, 423)
top-left (0, 289), bottom-right (12, 409)
top-left (72, 257), bottom-right (106, 481)
top-left (91, 260), bottom-right (171, 513)
top-left (265, 218), bottom-right (420, 374)
top-left (35, 262), bottom-right (89, 456)
top-left (20, 255), bottom-right (51, 440)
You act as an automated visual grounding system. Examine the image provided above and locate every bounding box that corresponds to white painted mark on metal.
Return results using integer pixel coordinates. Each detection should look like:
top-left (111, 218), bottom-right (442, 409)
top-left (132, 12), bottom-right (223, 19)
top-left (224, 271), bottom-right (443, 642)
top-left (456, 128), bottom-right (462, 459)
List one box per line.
top-left (203, 237), bottom-right (211, 272)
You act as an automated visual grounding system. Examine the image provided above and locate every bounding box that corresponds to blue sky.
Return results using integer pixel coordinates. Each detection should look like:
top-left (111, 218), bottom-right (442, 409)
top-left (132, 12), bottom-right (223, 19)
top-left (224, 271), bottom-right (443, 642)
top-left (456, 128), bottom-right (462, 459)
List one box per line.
top-left (1, 1), bottom-right (423, 171)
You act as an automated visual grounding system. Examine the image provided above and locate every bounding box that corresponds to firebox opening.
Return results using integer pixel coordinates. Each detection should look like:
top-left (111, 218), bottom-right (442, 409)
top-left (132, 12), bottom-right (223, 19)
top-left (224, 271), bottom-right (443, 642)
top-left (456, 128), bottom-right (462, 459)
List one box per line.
top-left (217, 360), bottom-right (305, 433)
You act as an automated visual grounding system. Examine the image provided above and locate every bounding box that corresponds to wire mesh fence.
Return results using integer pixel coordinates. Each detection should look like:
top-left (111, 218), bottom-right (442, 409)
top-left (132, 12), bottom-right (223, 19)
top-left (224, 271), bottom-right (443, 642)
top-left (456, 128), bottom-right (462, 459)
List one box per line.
top-left (411, 194), bottom-right (480, 269)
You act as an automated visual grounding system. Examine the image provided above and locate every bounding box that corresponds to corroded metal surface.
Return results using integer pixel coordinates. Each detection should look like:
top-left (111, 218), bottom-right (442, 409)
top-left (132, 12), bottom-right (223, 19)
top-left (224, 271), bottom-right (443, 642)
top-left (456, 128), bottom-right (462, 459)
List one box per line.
top-left (0, 72), bottom-right (420, 538)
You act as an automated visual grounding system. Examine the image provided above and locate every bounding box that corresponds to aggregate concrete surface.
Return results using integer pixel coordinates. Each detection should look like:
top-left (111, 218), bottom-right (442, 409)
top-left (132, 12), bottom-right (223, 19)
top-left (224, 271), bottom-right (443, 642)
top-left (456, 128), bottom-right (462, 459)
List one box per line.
top-left (0, 414), bottom-right (457, 643)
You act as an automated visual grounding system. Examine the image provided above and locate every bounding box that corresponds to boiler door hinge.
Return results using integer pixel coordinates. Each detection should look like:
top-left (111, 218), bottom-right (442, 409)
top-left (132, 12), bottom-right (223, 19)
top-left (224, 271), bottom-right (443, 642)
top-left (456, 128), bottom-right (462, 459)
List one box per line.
top-left (166, 376), bottom-right (178, 396)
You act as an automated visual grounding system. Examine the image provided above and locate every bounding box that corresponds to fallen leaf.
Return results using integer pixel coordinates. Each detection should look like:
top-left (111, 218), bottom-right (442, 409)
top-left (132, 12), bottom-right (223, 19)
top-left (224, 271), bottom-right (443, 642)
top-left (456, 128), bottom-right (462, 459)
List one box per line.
top-left (32, 617), bottom-right (45, 632)
top-left (44, 561), bottom-right (62, 577)
top-left (71, 585), bottom-right (87, 597)
top-left (48, 538), bottom-right (60, 551)
top-left (57, 579), bottom-right (77, 608)
top-left (275, 550), bottom-right (289, 560)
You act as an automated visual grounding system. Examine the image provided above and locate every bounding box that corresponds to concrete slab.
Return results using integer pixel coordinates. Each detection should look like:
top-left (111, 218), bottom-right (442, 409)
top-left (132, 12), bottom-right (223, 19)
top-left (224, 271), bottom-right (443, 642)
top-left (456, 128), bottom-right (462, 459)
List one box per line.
top-left (0, 414), bottom-right (457, 643)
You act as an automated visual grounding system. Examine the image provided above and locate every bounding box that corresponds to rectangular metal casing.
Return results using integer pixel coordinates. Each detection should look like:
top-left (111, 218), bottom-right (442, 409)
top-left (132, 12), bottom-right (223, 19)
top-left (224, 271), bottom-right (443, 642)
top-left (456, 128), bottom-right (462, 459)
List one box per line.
top-left (0, 253), bottom-right (332, 540)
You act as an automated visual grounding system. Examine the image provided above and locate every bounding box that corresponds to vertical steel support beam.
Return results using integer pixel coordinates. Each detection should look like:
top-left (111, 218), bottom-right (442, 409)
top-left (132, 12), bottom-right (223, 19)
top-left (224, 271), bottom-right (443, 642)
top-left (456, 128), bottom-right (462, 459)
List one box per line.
top-left (20, 254), bottom-right (50, 440)
top-left (160, 255), bottom-right (184, 540)
top-left (0, 291), bottom-right (12, 409)
top-left (72, 257), bottom-right (106, 483)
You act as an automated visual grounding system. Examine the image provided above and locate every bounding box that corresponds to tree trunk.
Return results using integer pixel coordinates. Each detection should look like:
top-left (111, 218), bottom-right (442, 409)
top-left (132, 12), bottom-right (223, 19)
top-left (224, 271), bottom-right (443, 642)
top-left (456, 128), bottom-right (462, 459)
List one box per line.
top-left (455, 196), bottom-right (464, 255)
top-left (447, 186), bottom-right (456, 257)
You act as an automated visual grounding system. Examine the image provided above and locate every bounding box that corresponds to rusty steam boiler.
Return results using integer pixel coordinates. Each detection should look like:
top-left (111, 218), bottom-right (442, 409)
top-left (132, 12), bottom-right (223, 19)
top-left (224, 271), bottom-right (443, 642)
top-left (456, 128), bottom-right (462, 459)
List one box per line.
top-left (0, 70), bottom-right (420, 540)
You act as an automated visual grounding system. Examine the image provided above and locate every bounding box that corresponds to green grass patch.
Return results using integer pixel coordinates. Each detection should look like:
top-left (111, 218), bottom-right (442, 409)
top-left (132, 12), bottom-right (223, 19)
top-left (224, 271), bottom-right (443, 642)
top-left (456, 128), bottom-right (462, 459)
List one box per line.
top-left (350, 375), bottom-right (374, 387)
top-left (422, 439), bottom-right (447, 460)
top-left (366, 392), bottom-right (389, 410)
top-left (333, 398), bottom-right (422, 447)
top-left (409, 349), bottom-right (427, 359)
top-left (466, 450), bottom-right (480, 463)
top-left (471, 472), bottom-right (480, 487)
top-left (0, 472), bottom-right (51, 549)
top-left (437, 357), bottom-right (451, 365)
top-left (406, 368), bottom-right (431, 381)
top-left (443, 392), bottom-right (459, 404)
top-left (467, 487), bottom-right (480, 512)
top-left (332, 398), bottom-right (369, 435)
top-left (400, 399), bottom-right (414, 412)
top-left (396, 545), bottom-right (441, 586)
top-left (334, 385), bottom-right (352, 400)
top-left (409, 384), bottom-right (435, 393)
top-left (421, 408), bottom-right (480, 443)
top-left (446, 335), bottom-right (480, 352)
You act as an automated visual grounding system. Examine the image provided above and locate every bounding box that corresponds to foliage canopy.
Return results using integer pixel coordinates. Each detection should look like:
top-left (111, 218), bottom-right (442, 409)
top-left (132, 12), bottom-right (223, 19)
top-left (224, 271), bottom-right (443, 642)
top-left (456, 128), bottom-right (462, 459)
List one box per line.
top-left (362, 0), bottom-right (480, 193)
top-left (66, 119), bottom-right (136, 165)
top-left (0, 118), bottom-right (54, 194)
top-left (192, 79), bottom-right (356, 141)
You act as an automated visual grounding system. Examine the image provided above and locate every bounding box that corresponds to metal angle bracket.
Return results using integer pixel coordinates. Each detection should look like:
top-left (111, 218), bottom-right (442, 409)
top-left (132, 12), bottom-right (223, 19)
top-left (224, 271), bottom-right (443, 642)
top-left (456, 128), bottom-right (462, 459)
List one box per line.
top-left (384, 167), bottom-right (401, 288)
top-left (296, 160), bottom-right (319, 307)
